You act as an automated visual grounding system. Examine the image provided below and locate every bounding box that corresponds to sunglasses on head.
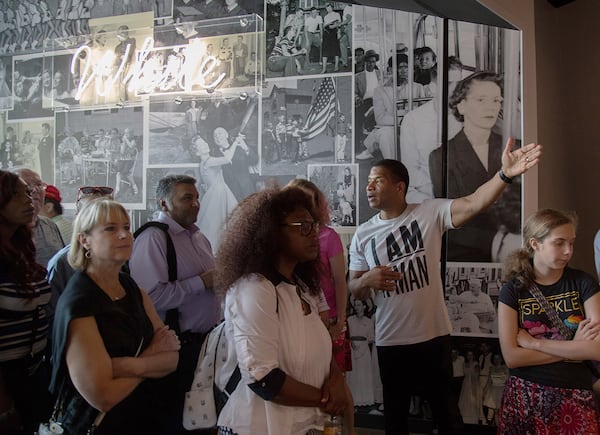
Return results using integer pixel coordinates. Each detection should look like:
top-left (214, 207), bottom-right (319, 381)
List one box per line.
top-left (76, 186), bottom-right (114, 202)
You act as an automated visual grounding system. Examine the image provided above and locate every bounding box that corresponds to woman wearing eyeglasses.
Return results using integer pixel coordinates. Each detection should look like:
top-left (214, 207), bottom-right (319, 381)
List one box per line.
top-left (48, 199), bottom-right (179, 434)
top-left (0, 170), bottom-right (52, 434)
top-left (215, 187), bottom-right (348, 435)
top-left (286, 178), bottom-right (357, 434)
top-left (286, 180), bottom-right (350, 365)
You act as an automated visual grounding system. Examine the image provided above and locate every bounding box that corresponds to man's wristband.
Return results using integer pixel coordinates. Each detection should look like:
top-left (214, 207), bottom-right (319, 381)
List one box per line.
top-left (498, 170), bottom-right (513, 184)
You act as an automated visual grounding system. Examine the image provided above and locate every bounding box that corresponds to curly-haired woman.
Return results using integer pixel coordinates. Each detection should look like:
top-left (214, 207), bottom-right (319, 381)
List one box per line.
top-left (215, 187), bottom-right (348, 435)
top-left (286, 178), bottom-right (356, 434)
top-left (286, 179), bottom-right (350, 363)
top-left (0, 170), bottom-right (51, 434)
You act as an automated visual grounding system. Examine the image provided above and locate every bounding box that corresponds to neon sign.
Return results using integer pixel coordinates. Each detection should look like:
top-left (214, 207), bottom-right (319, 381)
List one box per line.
top-left (71, 37), bottom-right (227, 101)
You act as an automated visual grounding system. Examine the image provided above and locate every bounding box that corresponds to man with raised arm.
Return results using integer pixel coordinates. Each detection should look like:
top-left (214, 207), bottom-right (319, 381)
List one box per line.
top-left (348, 139), bottom-right (542, 434)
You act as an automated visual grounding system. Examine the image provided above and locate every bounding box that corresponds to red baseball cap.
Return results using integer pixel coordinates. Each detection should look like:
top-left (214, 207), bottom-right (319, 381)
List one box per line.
top-left (45, 184), bottom-right (62, 203)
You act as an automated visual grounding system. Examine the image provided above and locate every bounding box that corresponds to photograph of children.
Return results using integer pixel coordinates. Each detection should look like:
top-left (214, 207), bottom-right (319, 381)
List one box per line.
top-left (1, 117), bottom-right (55, 181)
top-left (307, 163), bottom-right (358, 227)
top-left (261, 76), bottom-right (352, 176)
top-left (265, 1), bottom-right (352, 78)
top-left (444, 263), bottom-right (503, 337)
top-left (0, 56), bottom-right (13, 110)
top-left (7, 55), bottom-right (53, 120)
top-left (54, 105), bottom-right (145, 207)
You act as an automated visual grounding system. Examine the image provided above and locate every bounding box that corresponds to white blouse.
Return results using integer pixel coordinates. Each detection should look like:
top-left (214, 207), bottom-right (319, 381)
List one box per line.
top-left (217, 274), bottom-right (332, 435)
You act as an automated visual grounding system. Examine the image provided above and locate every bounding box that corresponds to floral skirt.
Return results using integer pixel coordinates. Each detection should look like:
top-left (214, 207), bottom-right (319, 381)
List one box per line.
top-left (498, 375), bottom-right (599, 434)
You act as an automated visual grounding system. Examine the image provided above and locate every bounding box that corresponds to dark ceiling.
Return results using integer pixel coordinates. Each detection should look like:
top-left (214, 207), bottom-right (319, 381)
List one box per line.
top-left (346, 0), bottom-right (517, 30)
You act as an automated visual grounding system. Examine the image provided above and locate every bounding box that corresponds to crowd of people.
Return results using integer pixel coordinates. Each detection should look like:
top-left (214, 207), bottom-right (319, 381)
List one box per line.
top-left (3, 125), bottom-right (600, 435)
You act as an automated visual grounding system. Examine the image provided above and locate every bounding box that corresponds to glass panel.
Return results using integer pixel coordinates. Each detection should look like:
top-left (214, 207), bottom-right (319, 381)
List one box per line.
top-left (43, 14), bottom-right (264, 110)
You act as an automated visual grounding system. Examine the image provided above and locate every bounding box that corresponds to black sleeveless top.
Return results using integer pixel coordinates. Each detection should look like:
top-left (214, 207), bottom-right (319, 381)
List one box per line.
top-left (50, 271), bottom-right (159, 435)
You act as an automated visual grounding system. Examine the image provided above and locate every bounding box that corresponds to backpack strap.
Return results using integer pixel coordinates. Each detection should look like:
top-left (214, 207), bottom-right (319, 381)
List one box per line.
top-left (134, 221), bottom-right (179, 332)
top-left (528, 285), bottom-right (573, 339)
top-left (134, 221), bottom-right (178, 282)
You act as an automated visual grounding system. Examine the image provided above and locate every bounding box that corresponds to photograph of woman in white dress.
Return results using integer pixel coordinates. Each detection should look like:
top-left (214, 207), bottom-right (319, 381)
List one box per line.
top-left (458, 350), bottom-right (482, 424)
top-left (192, 135), bottom-right (238, 251)
top-left (346, 297), bottom-right (383, 408)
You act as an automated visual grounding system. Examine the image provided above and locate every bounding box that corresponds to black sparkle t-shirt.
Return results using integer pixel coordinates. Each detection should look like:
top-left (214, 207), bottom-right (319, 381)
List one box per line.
top-left (499, 267), bottom-right (600, 389)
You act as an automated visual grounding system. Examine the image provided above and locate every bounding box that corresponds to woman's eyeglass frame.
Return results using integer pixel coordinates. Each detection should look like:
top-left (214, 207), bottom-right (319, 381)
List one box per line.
top-left (282, 221), bottom-right (319, 236)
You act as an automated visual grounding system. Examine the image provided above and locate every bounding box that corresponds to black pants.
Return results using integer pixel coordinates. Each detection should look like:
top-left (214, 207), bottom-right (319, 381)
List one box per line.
top-left (377, 335), bottom-right (463, 435)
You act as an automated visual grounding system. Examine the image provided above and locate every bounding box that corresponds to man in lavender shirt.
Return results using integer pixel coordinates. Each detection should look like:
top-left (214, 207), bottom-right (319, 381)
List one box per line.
top-left (129, 174), bottom-right (218, 435)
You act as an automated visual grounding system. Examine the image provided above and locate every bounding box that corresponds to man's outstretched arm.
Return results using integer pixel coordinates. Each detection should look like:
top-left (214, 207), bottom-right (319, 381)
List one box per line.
top-left (450, 138), bottom-right (542, 228)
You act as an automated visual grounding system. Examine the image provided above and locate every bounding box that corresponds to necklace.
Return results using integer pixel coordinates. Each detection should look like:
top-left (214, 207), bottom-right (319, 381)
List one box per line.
top-left (87, 272), bottom-right (125, 301)
top-left (110, 292), bottom-right (124, 301)
top-left (105, 284), bottom-right (126, 301)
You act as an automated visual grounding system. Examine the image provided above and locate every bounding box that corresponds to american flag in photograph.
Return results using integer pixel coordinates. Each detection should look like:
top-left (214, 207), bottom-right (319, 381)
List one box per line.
top-left (300, 77), bottom-right (337, 140)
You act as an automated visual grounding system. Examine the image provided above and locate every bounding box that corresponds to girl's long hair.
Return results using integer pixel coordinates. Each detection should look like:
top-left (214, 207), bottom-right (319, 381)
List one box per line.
top-left (502, 208), bottom-right (578, 289)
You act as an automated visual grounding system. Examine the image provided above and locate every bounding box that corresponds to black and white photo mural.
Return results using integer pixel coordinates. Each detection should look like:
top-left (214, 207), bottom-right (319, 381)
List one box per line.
top-left (1, 115), bottom-right (55, 182)
top-left (445, 263), bottom-right (503, 337)
top-left (307, 163), bottom-right (358, 227)
top-left (261, 75), bottom-right (352, 176)
top-left (353, 7), bottom-right (522, 261)
top-left (349, 5), bottom-right (522, 429)
top-left (0, 0), bottom-right (523, 430)
top-left (0, 56), bottom-right (13, 110)
top-left (54, 105), bottom-right (145, 208)
top-left (8, 54), bottom-right (54, 120)
top-left (265, 0), bottom-right (353, 78)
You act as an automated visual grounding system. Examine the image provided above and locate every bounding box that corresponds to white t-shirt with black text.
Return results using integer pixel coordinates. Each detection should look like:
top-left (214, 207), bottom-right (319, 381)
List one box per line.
top-left (349, 199), bottom-right (454, 346)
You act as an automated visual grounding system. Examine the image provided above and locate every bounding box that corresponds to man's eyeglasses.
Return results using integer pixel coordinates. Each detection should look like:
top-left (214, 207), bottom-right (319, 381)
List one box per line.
top-left (76, 186), bottom-right (114, 202)
top-left (29, 182), bottom-right (47, 193)
top-left (283, 221), bottom-right (319, 236)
